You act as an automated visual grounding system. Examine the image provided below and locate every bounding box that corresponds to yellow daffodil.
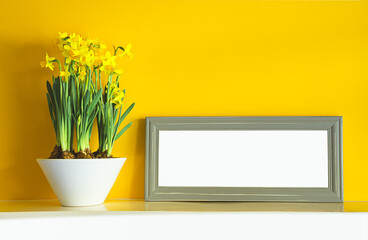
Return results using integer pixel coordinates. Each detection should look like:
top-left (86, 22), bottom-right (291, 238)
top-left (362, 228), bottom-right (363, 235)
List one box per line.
top-left (100, 51), bottom-right (117, 74)
top-left (69, 49), bottom-right (80, 59)
top-left (80, 52), bottom-right (95, 67)
top-left (91, 41), bottom-right (107, 66)
top-left (40, 53), bottom-right (56, 71)
top-left (78, 45), bottom-right (95, 67)
top-left (66, 57), bottom-right (72, 65)
top-left (100, 43), bottom-right (107, 51)
top-left (44, 32), bottom-right (133, 82)
top-left (70, 41), bottom-right (79, 50)
top-left (58, 32), bottom-right (68, 39)
top-left (74, 34), bottom-right (83, 45)
top-left (114, 69), bottom-right (123, 75)
top-left (108, 81), bottom-right (119, 95)
top-left (118, 44), bottom-right (134, 59)
top-left (112, 91), bottom-right (125, 102)
top-left (58, 32), bottom-right (70, 51)
top-left (78, 66), bottom-right (87, 80)
top-left (107, 81), bottom-right (125, 108)
top-left (113, 100), bottom-right (123, 109)
top-left (61, 44), bottom-right (71, 58)
top-left (60, 71), bottom-right (71, 77)
top-left (69, 33), bottom-right (76, 40)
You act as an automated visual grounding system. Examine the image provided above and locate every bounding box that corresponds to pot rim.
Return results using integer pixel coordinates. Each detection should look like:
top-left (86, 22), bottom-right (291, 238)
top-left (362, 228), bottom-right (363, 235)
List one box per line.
top-left (37, 157), bottom-right (126, 162)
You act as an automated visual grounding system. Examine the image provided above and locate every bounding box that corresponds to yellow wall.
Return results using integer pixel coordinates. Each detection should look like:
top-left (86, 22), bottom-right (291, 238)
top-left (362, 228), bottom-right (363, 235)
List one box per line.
top-left (0, 0), bottom-right (367, 201)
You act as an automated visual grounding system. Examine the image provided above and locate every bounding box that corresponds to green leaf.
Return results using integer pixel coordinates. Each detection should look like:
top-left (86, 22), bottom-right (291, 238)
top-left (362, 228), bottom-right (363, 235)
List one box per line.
top-left (115, 122), bottom-right (132, 141)
top-left (82, 89), bottom-right (90, 113)
top-left (116, 103), bottom-right (135, 130)
top-left (87, 88), bottom-right (102, 116)
top-left (53, 78), bottom-right (61, 107)
top-left (46, 81), bottom-right (56, 108)
top-left (47, 80), bottom-right (61, 133)
top-left (67, 96), bottom-right (71, 150)
top-left (86, 109), bottom-right (99, 133)
top-left (46, 93), bottom-right (56, 134)
top-left (70, 77), bottom-right (77, 116)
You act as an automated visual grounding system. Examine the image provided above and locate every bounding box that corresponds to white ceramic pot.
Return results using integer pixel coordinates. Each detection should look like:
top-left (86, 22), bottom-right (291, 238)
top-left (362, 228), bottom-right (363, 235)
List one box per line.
top-left (37, 158), bottom-right (126, 207)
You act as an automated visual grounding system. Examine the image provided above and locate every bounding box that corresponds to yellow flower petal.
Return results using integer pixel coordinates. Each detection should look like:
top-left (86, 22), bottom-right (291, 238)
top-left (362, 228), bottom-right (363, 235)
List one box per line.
top-left (114, 69), bottom-right (123, 75)
top-left (118, 44), bottom-right (134, 59)
top-left (58, 32), bottom-right (68, 39)
top-left (125, 44), bottom-right (134, 59)
top-left (60, 71), bottom-right (71, 77)
top-left (41, 53), bottom-right (55, 71)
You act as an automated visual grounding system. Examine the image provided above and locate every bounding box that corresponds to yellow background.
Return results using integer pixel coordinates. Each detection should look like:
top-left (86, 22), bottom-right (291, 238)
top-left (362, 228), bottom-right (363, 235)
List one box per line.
top-left (0, 0), bottom-right (367, 201)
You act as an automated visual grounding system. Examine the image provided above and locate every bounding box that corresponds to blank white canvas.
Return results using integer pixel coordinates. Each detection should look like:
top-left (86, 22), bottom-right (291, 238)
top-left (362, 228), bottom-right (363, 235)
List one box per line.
top-left (158, 130), bottom-right (328, 188)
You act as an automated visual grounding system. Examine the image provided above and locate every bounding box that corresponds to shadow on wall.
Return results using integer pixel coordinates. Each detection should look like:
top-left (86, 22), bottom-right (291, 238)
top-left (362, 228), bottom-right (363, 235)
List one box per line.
top-left (107, 117), bottom-right (146, 199)
top-left (0, 39), bottom-right (58, 199)
top-left (131, 118), bottom-right (146, 198)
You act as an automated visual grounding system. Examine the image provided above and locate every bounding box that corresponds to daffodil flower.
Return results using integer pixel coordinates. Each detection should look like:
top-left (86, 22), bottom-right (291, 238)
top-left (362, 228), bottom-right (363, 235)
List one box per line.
top-left (58, 32), bottom-right (68, 39)
top-left (69, 33), bottom-right (76, 40)
top-left (69, 49), bottom-right (80, 59)
top-left (78, 66), bottom-right (87, 80)
top-left (114, 69), bottom-right (123, 75)
top-left (72, 63), bottom-right (79, 72)
top-left (106, 81), bottom-right (125, 108)
top-left (79, 45), bottom-right (95, 67)
top-left (112, 91), bottom-right (125, 103)
top-left (70, 41), bottom-right (79, 50)
top-left (115, 44), bottom-right (134, 59)
top-left (60, 71), bottom-right (71, 78)
top-left (40, 53), bottom-right (56, 71)
top-left (124, 44), bottom-right (134, 59)
top-left (100, 51), bottom-right (117, 74)
top-left (80, 53), bottom-right (95, 67)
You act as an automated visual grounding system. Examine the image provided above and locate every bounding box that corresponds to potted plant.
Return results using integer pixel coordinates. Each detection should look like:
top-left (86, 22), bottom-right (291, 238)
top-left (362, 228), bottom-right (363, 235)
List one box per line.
top-left (37, 32), bottom-right (134, 207)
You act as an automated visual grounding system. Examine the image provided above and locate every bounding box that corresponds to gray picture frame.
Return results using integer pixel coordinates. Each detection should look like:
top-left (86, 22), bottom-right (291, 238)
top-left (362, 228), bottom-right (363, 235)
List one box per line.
top-left (145, 116), bottom-right (343, 202)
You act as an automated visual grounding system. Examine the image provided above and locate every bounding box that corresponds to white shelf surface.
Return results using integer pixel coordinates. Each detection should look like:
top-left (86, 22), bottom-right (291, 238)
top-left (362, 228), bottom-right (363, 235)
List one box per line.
top-left (1, 200), bottom-right (368, 240)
